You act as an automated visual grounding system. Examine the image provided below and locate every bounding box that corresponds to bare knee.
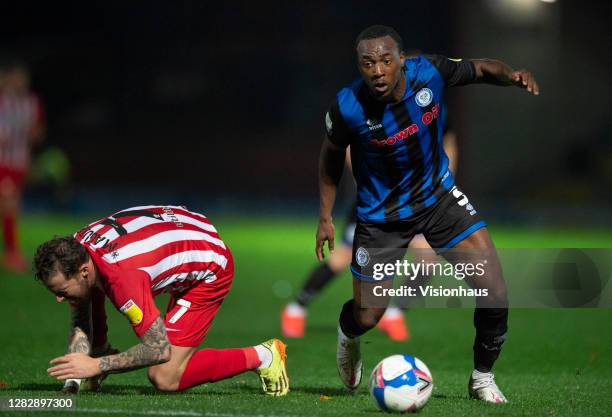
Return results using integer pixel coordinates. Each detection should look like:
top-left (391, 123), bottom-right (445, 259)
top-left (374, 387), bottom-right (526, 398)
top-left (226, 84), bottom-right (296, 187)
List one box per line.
top-left (355, 307), bottom-right (386, 330)
top-left (147, 367), bottom-right (180, 392)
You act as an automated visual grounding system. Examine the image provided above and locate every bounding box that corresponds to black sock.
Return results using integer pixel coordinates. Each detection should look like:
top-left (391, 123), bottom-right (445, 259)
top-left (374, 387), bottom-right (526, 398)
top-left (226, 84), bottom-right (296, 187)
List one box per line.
top-left (296, 263), bottom-right (335, 307)
top-left (473, 307), bottom-right (508, 372)
top-left (339, 299), bottom-right (369, 338)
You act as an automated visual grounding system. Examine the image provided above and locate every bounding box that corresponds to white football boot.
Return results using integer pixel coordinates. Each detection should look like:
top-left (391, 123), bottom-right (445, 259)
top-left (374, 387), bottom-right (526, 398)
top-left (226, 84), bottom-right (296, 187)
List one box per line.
top-left (336, 326), bottom-right (363, 390)
top-left (468, 370), bottom-right (508, 403)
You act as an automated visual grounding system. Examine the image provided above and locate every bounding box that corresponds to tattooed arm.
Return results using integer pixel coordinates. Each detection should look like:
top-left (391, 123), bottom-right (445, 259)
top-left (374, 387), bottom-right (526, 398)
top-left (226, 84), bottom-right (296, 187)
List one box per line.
top-left (68, 301), bottom-right (92, 354)
top-left (98, 317), bottom-right (171, 374)
top-left (49, 316), bottom-right (169, 380)
top-left (61, 302), bottom-right (92, 393)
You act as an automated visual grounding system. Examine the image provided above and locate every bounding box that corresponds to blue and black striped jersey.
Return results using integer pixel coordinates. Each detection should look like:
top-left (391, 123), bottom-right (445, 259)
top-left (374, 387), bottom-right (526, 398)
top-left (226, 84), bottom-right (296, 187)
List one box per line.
top-left (325, 54), bottom-right (475, 223)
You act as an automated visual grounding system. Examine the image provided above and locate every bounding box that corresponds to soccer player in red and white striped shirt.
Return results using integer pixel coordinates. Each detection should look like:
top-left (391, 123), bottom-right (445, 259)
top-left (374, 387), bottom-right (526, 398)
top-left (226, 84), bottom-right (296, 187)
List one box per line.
top-left (33, 205), bottom-right (289, 396)
top-left (0, 60), bottom-right (45, 272)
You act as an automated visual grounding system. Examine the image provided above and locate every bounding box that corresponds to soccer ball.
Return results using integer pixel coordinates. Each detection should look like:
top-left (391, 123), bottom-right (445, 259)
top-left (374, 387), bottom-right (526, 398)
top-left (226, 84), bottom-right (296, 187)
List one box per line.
top-left (369, 354), bottom-right (434, 413)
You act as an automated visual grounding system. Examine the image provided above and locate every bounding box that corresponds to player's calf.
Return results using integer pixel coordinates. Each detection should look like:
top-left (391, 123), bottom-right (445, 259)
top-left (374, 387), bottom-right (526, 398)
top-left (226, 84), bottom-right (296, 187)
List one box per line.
top-left (148, 345), bottom-right (195, 392)
top-left (148, 366), bottom-right (182, 392)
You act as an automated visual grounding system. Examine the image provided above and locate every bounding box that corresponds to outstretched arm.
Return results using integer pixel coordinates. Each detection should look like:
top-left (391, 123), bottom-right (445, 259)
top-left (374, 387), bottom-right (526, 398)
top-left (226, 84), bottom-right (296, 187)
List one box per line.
top-left (48, 316), bottom-right (171, 379)
top-left (472, 59), bottom-right (539, 95)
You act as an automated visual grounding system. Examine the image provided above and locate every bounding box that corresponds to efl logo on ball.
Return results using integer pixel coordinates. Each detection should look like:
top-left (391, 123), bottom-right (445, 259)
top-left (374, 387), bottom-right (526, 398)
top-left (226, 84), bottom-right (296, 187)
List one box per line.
top-left (369, 354), bottom-right (434, 413)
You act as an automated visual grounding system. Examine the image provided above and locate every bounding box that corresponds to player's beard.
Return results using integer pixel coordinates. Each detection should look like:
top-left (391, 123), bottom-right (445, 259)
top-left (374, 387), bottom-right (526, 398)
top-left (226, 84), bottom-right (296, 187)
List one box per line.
top-left (76, 279), bottom-right (93, 304)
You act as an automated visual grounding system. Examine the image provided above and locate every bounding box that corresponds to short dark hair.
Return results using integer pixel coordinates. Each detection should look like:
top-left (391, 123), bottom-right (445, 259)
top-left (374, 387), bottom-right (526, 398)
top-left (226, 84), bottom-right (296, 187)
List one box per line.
top-left (33, 236), bottom-right (89, 283)
top-left (354, 25), bottom-right (404, 53)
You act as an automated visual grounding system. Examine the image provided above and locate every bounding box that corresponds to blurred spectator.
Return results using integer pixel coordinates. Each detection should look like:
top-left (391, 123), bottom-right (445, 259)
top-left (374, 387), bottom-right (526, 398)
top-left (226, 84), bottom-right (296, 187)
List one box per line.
top-left (0, 59), bottom-right (45, 272)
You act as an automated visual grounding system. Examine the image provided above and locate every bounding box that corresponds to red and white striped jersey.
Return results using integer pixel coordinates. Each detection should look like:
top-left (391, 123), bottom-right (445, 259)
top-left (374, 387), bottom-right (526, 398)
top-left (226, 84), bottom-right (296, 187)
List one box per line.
top-left (75, 205), bottom-right (231, 297)
top-left (0, 92), bottom-right (44, 170)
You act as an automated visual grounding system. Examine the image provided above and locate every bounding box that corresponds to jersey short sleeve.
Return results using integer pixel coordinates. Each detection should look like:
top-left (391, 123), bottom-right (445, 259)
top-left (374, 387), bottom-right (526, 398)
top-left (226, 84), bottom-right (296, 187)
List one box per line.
top-left (102, 268), bottom-right (160, 338)
top-left (324, 98), bottom-right (351, 148)
top-left (425, 54), bottom-right (476, 87)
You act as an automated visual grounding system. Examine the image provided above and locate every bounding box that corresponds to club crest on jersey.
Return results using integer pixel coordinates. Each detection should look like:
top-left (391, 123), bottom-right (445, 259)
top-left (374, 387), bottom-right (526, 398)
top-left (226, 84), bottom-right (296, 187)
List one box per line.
top-left (415, 88), bottom-right (433, 107)
top-left (356, 247), bottom-right (370, 266)
top-left (120, 299), bottom-right (143, 326)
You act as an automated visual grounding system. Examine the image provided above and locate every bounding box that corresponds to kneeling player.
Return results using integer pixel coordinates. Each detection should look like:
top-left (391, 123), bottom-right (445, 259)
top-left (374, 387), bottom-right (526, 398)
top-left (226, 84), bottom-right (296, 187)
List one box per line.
top-left (33, 205), bottom-right (289, 396)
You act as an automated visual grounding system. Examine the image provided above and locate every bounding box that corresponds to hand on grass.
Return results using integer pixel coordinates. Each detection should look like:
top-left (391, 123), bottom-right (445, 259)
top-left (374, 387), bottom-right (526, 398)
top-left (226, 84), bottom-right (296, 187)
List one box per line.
top-left (48, 353), bottom-right (101, 380)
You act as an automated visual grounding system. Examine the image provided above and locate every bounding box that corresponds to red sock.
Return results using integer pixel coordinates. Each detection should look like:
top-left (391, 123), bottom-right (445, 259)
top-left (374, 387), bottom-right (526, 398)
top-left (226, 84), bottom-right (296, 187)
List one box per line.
top-left (3, 214), bottom-right (17, 252)
top-left (178, 347), bottom-right (260, 391)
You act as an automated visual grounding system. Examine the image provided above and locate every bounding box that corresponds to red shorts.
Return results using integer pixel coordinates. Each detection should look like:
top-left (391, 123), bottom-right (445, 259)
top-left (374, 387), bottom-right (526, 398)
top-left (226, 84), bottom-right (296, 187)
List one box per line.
top-left (0, 166), bottom-right (26, 189)
top-left (163, 253), bottom-right (235, 347)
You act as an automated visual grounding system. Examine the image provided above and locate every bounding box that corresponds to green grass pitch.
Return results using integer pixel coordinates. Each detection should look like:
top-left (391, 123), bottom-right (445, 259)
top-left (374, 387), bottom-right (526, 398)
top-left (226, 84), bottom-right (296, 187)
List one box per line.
top-left (0, 214), bottom-right (611, 416)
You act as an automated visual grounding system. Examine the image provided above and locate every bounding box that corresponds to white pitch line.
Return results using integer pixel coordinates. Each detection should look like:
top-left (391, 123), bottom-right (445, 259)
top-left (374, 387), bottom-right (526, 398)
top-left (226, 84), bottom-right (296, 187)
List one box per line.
top-left (11, 409), bottom-right (199, 417)
top-left (25, 407), bottom-right (297, 417)
top-left (76, 410), bottom-right (201, 416)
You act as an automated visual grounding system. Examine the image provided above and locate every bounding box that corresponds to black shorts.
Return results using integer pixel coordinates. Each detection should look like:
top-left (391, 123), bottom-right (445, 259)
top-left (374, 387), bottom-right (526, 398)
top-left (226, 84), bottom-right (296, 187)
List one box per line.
top-left (350, 186), bottom-right (486, 282)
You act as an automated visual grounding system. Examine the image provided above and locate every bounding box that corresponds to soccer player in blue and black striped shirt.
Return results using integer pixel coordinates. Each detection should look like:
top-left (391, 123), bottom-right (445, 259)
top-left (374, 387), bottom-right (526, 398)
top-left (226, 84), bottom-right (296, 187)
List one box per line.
top-left (315, 25), bottom-right (539, 403)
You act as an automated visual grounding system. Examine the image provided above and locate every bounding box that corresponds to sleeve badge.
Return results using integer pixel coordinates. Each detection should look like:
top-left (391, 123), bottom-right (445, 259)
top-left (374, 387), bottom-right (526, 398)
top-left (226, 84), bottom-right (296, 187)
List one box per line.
top-left (119, 299), bottom-right (143, 325)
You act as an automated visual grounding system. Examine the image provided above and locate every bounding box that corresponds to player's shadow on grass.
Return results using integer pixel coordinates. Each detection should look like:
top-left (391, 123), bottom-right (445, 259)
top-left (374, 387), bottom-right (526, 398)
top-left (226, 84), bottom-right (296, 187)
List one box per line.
top-left (293, 386), bottom-right (359, 396)
top-left (10, 383), bottom-right (244, 396)
top-left (102, 385), bottom-right (237, 396)
top-left (9, 383), bottom-right (145, 395)
top-left (9, 383), bottom-right (64, 392)
top-left (9, 383), bottom-right (158, 396)
top-left (12, 383), bottom-right (353, 397)
top-left (240, 384), bottom-right (348, 396)
top-left (433, 393), bottom-right (471, 401)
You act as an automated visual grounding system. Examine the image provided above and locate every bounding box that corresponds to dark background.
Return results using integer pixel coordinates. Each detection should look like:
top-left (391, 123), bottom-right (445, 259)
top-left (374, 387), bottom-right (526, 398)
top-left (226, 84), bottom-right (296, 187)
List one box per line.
top-left (3, 0), bottom-right (611, 224)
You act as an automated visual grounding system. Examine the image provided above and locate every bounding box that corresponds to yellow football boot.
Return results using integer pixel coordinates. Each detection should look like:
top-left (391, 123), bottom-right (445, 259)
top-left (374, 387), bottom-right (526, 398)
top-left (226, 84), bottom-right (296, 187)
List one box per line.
top-left (256, 339), bottom-right (289, 396)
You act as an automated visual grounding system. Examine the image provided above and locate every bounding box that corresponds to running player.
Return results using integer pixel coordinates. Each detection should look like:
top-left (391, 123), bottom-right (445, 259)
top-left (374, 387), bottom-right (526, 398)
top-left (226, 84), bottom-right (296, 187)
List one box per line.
top-left (0, 60), bottom-right (45, 272)
top-left (316, 25), bottom-right (538, 403)
top-left (282, 126), bottom-right (457, 341)
top-left (33, 205), bottom-right (289, 396)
